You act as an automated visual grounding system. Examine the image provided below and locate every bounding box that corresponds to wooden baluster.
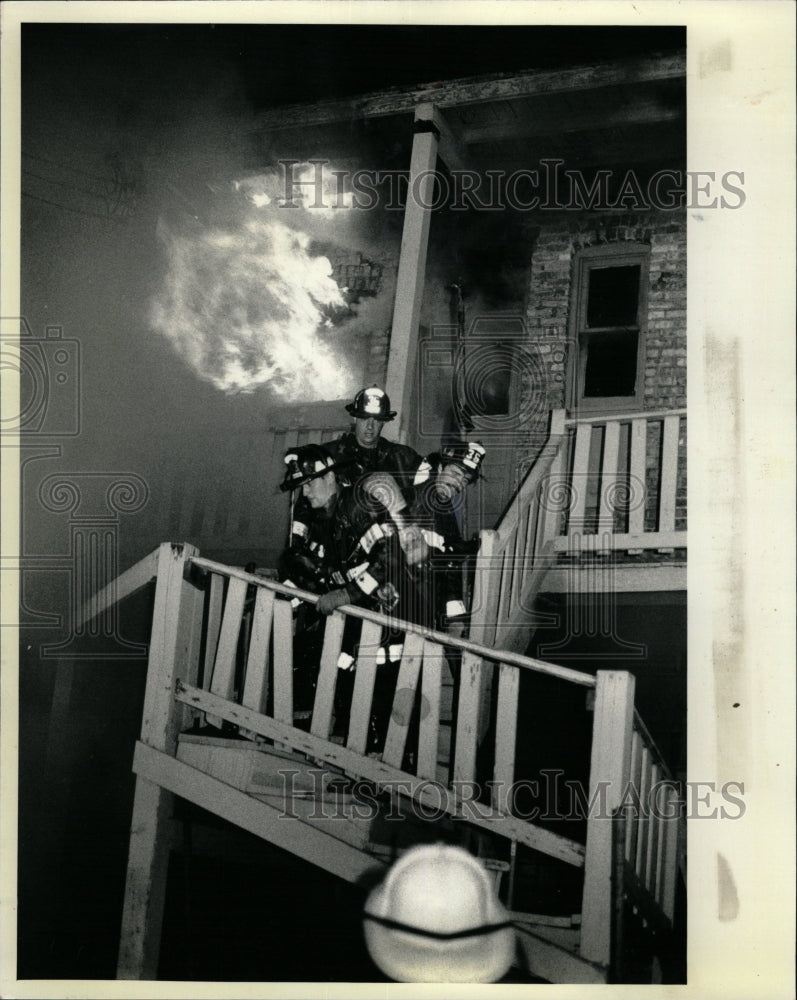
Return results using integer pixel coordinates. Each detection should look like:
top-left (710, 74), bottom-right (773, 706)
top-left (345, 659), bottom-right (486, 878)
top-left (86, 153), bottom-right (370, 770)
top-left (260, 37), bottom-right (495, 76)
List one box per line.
top-left (659, 787), bottom-right (681, 922)
top-left (535, 411), bottom-right (568, 556)
top-left (512, 507), bottom-right (527, 612)
top-left (346, 620), bottom-right (382, 755)
top-left (469, 528), bottom-right (497, 647)
top-left (382, 632), bottom-right (424, 770)
top-left (453, 650), bottom-right (484, 785)
top-left (598, 420), bottom-right (620, 542)
top-left (580, 670), bottom-right (635, 968)
top-left (271, 598), bottom-right (294, 726)
top-left (635, 746), bottom-right (652, 879)
top-left (496, 545), bottom-right (514, 629)
top-left (569, 421), bottom-right (592, 538)
top-left (310, 611), bottom-right (345, 740)
top-left (522, 494), bottom-right (538, 595)
top-left (492, 662), bottom-right (519, 814)
top-left (240, 587), bottom-right (274, 713)
top-left (201, 572), bottom-right (224, 690)
top-left (628, 418), bottom-right (647, 540)
top-left (653, 782), bottom-right (672, 906)
top-left (417, 640), bottom-right (443, 780)
top-left (625, 730), bottom-right (643, 864)
top-left (206, 576), bottom-right (248, 728)
top-left (658, 415), bottom-right (680, 534)
top-left (468, 530), bottom-right (498, 742)
top-left (645, 762), bottom-right (661, 893)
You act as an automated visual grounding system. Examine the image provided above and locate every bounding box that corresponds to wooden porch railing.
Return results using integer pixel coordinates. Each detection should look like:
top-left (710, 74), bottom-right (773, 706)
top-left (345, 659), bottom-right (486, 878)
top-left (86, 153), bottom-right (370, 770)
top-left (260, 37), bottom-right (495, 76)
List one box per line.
top-left (105, 542), bottom-right (683, 981)
top-left (469, 407), bottom-right (687, 656)
top-left (555, 408), bottom-right (687, 554)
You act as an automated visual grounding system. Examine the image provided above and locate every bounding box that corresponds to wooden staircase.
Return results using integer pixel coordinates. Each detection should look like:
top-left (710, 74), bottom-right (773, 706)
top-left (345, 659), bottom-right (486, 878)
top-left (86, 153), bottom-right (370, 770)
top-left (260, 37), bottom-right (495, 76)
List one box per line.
top-left (91, 535), bottom-right (685, 984)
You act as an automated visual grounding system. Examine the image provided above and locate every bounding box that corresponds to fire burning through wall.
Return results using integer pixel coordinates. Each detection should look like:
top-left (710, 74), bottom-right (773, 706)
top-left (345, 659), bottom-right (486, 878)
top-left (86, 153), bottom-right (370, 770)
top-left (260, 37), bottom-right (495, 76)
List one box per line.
top-left (149, 164), bottom-right (385, 401)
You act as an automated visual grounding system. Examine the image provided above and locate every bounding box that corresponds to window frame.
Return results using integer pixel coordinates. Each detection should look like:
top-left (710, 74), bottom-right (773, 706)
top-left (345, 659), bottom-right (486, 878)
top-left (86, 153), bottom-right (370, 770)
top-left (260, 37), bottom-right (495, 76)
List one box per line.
top-left (567, 243), bottom-right (650, 413)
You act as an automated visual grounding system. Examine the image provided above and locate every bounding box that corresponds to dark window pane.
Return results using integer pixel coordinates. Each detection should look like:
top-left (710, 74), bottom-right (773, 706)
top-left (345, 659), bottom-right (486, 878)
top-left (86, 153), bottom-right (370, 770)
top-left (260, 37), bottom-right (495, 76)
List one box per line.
top-left (586, 265), bottom-right (641, 327)
top-left (583, 330), bottom-right (639, 397)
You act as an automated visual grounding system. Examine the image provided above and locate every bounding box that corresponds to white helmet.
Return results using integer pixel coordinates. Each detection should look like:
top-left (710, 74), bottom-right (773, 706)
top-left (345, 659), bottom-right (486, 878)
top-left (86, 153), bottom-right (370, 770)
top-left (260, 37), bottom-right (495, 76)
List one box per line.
top-left (363, 843), bottom-right (515, 982)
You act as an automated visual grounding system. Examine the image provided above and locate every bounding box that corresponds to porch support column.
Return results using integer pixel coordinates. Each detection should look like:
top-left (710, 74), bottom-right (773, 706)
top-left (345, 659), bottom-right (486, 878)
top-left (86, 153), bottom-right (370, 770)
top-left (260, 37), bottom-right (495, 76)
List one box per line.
top-left (385, 103), bottom-right (439, 445)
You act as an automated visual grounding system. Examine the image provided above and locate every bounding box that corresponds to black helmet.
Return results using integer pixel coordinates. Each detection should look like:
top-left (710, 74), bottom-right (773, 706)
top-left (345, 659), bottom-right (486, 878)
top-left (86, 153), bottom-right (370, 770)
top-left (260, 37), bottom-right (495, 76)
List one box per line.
top-left (280, 444), bottom-right (348, 492)
top-left (345, 386), bottom-right (396, 421)
top-left (440, 441), bottom-right (486, 482)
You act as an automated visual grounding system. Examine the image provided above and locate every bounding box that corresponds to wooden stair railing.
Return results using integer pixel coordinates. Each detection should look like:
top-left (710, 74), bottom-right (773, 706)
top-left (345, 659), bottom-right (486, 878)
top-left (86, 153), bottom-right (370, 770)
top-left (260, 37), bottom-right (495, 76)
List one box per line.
top-left (104, 542), bottom-right (683, 982)
top-left (556, 407), bottom-right (687, 554)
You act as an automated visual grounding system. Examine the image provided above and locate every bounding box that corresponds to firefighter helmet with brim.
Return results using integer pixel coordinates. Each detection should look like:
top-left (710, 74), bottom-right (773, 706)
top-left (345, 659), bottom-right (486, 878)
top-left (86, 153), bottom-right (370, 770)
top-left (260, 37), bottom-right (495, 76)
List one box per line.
top-left (440, 441), bottom-right (486, 482)
top-left (363, 843), bottom-right (514, 983)
top-left (280, 444), bottom-right (351, 492)
top-left (345, 386), bottom-right (396, 421)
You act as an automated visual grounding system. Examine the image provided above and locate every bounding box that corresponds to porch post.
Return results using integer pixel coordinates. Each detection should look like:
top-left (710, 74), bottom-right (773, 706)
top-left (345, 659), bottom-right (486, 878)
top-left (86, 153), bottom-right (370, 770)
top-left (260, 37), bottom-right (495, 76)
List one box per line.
top-left (580, 670), bottom-right (635, 968)
top-left (385, 103), bottom-right (440, 445)
top-left (117, 542), bottom-right (203, 979)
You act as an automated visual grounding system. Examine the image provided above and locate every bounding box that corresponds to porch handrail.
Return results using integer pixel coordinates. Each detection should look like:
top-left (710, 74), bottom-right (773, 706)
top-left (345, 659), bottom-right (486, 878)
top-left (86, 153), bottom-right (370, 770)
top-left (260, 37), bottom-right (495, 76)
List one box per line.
top-left (563, 406), bottom-right (686, 426)
top-left (495, 422), bottom-right (568, 540)
top-left (189, 555), bottom-right (596, 688)
top-left (77, 545), bottom-right (161, 630)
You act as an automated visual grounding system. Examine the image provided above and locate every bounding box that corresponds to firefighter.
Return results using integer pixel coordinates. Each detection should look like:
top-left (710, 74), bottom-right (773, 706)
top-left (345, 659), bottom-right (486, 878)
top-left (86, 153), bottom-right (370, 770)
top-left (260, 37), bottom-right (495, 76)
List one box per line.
top-left (406, 441), bottom-right (486, 633)
top-left (325, 385), bottom-right (423, 501)
top-left (278, 445), bottom-right (355, 722)
top-left (279, 444), bottom-right (424, 751)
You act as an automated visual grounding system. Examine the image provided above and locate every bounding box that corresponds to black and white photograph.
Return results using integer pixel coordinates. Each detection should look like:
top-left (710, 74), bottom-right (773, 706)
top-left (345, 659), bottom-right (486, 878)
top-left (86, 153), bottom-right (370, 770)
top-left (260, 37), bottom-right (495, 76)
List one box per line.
top-left (0, 2), bottom-right (793, 995)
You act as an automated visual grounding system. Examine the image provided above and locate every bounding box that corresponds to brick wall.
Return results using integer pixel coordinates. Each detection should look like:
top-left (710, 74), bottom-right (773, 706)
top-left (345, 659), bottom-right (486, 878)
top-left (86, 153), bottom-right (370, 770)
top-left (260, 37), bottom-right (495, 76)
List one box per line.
top-left (519, 209), bottom-right (687, 530)
top-left (522, 209), bottom-right (686, 416)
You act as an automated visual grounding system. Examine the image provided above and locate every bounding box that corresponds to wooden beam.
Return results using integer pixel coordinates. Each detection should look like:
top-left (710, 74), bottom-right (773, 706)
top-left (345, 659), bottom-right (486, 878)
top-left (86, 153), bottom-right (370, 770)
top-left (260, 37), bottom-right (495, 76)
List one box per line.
top-left (251, 52), bottom-right (685, 131)
top-left (77, 546), bottom-right (159, 628)
top-left (515, 924), bottom-right (606, 985)
top-left (542, 564), bottom-right (686, 594)
top-left (133, 742), bottom-right (385, 885)
top-left (424, 105), bottom-right (470, 172)
top-left (463, 100), bottom-right (682, 147)
top-left (384, 103), bottom-right (438, 445)
top-left (552, 530), bottom-right (687, 553)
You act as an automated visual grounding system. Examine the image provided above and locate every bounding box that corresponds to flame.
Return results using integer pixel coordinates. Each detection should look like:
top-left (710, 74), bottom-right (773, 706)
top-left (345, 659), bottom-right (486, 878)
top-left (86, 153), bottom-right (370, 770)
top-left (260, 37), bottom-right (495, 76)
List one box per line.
top-left (236, 164), bottom-right (354, 218)
top-left (150, 211), bottom-right (355, 399)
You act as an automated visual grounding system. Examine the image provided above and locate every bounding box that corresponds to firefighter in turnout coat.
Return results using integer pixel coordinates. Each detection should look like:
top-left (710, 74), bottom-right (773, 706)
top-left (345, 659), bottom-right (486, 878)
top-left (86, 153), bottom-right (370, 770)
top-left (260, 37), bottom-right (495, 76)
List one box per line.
top-left (279, 444), bottom-right (427, 750)
top-left (325, 386), bottom-right (424, 502)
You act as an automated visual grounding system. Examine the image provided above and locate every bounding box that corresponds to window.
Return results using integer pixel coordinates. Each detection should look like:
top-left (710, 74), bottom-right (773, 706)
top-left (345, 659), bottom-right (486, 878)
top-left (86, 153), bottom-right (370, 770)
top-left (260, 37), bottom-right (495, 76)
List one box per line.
top-left (568, 244), bottom-right (649, 412)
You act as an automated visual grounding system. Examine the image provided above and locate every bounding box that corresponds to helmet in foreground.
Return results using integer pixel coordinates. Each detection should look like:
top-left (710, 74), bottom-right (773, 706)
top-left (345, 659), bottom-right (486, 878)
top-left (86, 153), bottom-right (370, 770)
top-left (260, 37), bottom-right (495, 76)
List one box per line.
top-left (363, 843), bottom-right (514, 983)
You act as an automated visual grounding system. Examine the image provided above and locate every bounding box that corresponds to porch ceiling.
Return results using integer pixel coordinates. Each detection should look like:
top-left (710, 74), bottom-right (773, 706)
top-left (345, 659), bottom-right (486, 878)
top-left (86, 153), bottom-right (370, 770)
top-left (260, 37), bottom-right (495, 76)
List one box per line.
top-left (248, 52), bottom-right (686, 174)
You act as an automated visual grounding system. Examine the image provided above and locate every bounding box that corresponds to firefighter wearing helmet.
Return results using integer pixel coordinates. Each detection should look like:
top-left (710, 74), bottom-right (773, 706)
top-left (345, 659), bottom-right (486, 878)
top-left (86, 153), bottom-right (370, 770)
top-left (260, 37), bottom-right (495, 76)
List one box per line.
top-left (278, 443), bottom-right (429, 752)
top-left (405, 440), bottom-right (486, 632)
top-left (325, 386), bottom-right (424, 502)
